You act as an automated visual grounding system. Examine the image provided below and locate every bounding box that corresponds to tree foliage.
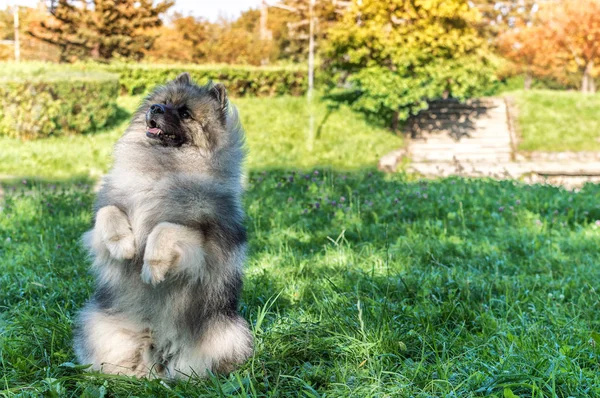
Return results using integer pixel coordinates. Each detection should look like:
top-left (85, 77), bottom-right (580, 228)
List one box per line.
top-left (28, 0), bottom-right (173, 62)
top-left (498, 0), bottom-right (600, 93)
top-left (146, 12), bottom-right (276, 65)
top-left (496, 24), bottom-right (552, 89)
top-left (0, 5), bottom-right (59, 61)
top-left (324, 0), bottom-right (497, 129)
top-left (545, 0), bottom-right (600, 93)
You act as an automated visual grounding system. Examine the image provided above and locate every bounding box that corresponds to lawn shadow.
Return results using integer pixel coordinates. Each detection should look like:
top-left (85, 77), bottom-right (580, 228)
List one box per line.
top-left (94, 101), bottom-right (134, 133)
top-left (406, 98), bottom-right (495, 140)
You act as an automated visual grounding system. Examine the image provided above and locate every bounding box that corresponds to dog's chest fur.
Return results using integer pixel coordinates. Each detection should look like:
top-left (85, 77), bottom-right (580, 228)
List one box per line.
top-left (107, 170), bottom-right (170, 256)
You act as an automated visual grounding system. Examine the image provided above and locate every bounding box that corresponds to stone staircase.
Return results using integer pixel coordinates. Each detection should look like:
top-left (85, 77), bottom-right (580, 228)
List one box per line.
top-left (407, 98), bottom-right (513, 165)
top-left (377, 96), bottom-right (600, 188)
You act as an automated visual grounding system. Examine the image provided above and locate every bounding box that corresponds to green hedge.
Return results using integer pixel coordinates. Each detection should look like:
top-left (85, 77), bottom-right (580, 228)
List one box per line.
top-left (0, 62), bottom-right (312, 98)
top-left (100, 64), bottom-right (308, 96)
top-left (0, 71), bottom-right (119, 140)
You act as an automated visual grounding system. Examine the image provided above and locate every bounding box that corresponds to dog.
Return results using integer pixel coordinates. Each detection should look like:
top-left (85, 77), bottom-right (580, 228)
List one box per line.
top-left (73, 72), bottom-right (252, 379)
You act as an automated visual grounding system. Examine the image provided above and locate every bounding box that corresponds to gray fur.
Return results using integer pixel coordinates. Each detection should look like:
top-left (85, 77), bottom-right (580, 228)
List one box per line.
top-left (73, 74), bottom-right (252, 379)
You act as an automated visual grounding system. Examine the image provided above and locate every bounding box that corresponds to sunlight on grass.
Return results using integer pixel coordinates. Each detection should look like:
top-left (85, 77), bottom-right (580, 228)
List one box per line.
top-left (511, 89), bottom-right (600, 152)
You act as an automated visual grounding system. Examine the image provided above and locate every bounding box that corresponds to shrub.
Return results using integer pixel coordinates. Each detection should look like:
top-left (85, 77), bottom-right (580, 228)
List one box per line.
top-left (100, 63), bottom-right (309, 96)
top-left (323, 0), bottom-right (497, 129)
top-left (0, 71), bottom-right (118, 140)
top-left (0, 62), bottom-right (312, 98)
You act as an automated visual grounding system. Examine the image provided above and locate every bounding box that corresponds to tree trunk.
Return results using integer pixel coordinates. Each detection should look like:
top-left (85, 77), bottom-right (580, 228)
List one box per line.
top-left (91, 43), bottom-right (100, 60)
top-left (524, 72), bottom-right (533, 90)
top-left (260, 0), bottom-right (270, 65)
top-left (391, 110), bottom-right (400, 132)
top-left (582, 60), bottom-right (596, 94)
top-left (59, 45), bottom-right (68, 63)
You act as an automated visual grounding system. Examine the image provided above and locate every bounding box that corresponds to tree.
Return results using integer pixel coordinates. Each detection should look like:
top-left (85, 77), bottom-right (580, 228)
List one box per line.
top-left (145, 14), bottom-right (213, 64)
top-left (496, 24), bottom-right (551, 89)
top-left (145, 12), bottom-right (278, 65)
top-left (209, 18), bottom-right (274, 65)
top-left (324, 0), bottom-right (496, 130)
top-left (498, 0), bottom-right (600, 93)
top-left (543, 0), bottom-right (600, 93)
top-left (28, 0), bottom-right (173, 62)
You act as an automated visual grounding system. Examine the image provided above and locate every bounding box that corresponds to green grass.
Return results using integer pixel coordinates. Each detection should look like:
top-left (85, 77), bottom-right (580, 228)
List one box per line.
top-left (2, 174), bottom-right (600, 396)
top-left (511, 89), bottom-right (600, 152)
top-left (2, 94), bottom-right (600, 397)
top-left (0, 95), bottom-right (401, 179)
top-left (0, 96), bottom-right (139, 180)
top-left (240, 97), bottom-right (401, 170)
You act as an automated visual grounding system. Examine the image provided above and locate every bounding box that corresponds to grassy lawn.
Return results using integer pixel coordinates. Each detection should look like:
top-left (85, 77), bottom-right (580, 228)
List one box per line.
top-left (511, 90), bottom-right (600, 152)
top-left (2, 94), bottom-right (600, 396)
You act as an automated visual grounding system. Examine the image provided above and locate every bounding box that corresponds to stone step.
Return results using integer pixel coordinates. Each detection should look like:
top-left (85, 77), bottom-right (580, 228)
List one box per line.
top-left (413, 133), bottom-right (510, 141)
top-left (411, 138), bottom-right (512, 146)
top-left (411, 149), bottom-right (512, 157)
top-left (410, 147), bottom-right (512, 154)
top-left (408, 148), bottom-right (512, 161)
top-left (410, 121), bottom-right (479, 131)
top-left (410, 143), bottom-right (512, 151)
top-left (409, 161), bottom-right (600, 178)
top-left (410, 118), bottom-right (507, 129)
top-left (409, 162), bottom-right (519, 178)
top-left (411, 113), bottom-right (491, 122)
top-left (411, 153), bottom-right (513, 163)
top-left (426, 102), bottom-right (498, 111)
top-left (412, 108), bottom-right (505, 120)
top-left (415, 121), bottom-right (509, 130)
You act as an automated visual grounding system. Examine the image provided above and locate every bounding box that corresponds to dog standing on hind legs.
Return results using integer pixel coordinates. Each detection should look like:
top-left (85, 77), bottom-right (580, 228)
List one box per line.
top-left (73, 72), bottom-right (253, 379)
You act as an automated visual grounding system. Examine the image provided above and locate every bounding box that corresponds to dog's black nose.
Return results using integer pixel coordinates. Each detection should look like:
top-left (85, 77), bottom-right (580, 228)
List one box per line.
top-left (150, 104), bottom-right (166, 114)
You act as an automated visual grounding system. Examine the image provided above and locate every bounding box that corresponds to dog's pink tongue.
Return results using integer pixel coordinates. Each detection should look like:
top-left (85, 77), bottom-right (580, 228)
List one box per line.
top-left (147, 128), bottom-right (161, 135)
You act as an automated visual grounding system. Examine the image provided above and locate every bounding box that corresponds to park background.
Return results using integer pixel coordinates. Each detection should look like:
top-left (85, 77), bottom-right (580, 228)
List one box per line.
top-left (2, 1), bottom-right (600, 396)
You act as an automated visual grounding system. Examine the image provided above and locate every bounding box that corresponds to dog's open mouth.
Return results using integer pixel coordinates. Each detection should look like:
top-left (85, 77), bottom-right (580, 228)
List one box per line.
top-left (146, 127), bottom-right (178, 141)
top-left (146, 117), bottom-right (183, 145)
top-left (146, 127), bottom-right (163, 139)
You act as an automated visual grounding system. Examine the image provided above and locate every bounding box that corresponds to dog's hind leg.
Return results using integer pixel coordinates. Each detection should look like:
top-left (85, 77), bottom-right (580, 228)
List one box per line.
top-left (74, 303), bottom-right (161, 378)
top-left (164, 315), bottom-right (253, 379)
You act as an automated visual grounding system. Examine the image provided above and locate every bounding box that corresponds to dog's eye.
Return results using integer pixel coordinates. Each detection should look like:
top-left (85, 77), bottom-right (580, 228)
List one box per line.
top-left (179, 108), bottom-right (192, 120)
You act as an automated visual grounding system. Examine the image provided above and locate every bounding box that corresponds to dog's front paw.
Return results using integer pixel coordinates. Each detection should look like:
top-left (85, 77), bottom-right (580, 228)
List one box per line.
top-left (141, 254), bottom-right (178, 286)
top-left (142, 222), bottom-right (206, 286)
top-left (96, 206), bottom-right (136, 260)
top-left (142, 224), bottom-right (181, 286)
top-left (105, 231), bottom-right (135, 261)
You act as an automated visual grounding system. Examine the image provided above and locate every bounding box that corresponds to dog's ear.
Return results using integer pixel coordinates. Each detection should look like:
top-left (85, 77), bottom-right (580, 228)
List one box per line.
top-left (209, 82), bottom-right (228, 111)
top-left (175, 72), bottom-right (192, 85)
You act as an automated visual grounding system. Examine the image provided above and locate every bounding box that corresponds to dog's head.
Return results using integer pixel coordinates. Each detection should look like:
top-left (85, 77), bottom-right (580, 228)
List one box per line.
top-left (142, 73), bottom-right (232, 149)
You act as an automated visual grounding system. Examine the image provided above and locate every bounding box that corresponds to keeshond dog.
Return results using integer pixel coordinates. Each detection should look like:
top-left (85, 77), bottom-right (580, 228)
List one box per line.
top-left (73, 73), bottom-right (252, 379)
